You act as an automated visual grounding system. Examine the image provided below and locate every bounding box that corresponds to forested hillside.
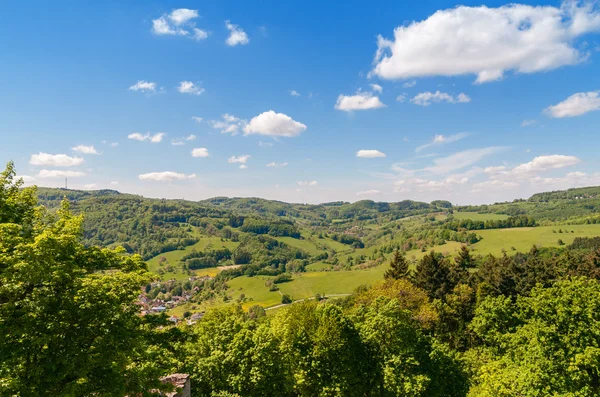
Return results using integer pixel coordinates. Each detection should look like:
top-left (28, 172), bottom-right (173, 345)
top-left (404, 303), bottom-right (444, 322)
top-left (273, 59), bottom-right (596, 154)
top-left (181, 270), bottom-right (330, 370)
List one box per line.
top-left (4, 163), bottom-right (600, 396)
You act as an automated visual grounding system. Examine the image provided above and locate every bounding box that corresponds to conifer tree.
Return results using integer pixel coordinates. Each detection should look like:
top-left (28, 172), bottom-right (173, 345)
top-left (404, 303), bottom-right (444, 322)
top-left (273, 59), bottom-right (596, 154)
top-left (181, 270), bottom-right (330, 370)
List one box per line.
top-left (412, 251), bottom-right (453, 300)
top-left (384, 249), bottom-right (410, 280)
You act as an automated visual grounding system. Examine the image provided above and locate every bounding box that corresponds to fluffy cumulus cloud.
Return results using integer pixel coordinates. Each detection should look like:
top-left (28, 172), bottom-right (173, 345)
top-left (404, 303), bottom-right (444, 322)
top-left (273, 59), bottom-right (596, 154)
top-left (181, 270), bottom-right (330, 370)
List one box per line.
top-left (228, 155), bottom-right (250, 164)
top-left (138, 171), bottom-right (196, 182)
top-left (225, 20), bottom-right (249, 46)
top-left (129, 80), bottom-right (157, 93)
top-left (372, 1), bottom-right (600, 83)
top-left (30, 153), bottom-right (84, 167)
top-left (210, 114), bottom-right (246, 135)
top-left (191, 147), bottom-right (210, 157)
top-left (357, 189), bottom-right (381, 196)
top-left (545, 91), bottom-right (600, 118)
top-left (356, 149), bottom-right (386, 158)
top-left (177, 81), bottom-right (204, 95)
top-left (152, 9), bottom-right (208, 40)
top-left (411, 91), bottom-right (470, 106)
top-left (415, 133), bottom-right (468, 152)
top-left (297, 181), bottom-right (318, 186)
top-left (512, 154), bottom-right (581, 175)
top-left (37, 169), bottom-right (85, 178)
top-left (72, 145), bottom-right (99, 155)
top-left (128, 132), bottom-right (165, 143)
top-left (243, 110), bottom-right (307, 137)
top-left (335, 91), bottom-right (385, 111)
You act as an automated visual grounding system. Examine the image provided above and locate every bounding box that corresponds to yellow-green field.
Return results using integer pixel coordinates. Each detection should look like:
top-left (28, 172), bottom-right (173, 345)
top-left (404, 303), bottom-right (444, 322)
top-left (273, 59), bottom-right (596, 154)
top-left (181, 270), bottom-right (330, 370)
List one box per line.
top-left (146, 237), bottom-right (239, 280)
top-left (470, 224), bottom-right (600, 256)
top-left (453, 212), bottom-right (510, 221)
top-left (226, 265), bottom-right (388, 309)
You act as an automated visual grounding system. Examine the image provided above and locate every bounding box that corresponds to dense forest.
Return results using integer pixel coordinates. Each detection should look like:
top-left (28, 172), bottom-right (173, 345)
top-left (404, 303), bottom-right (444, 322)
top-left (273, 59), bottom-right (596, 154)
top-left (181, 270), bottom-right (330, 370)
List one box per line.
top-left (4, 163), bottom-right (600, 396)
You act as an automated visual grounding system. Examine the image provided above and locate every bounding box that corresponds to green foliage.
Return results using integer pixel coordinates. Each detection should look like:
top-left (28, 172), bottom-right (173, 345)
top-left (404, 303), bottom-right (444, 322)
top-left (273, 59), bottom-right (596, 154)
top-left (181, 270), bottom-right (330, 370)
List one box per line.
top-left (0, 163), bottom-right (170, 396)
top-left (469, 278), bottom-right (600, 396)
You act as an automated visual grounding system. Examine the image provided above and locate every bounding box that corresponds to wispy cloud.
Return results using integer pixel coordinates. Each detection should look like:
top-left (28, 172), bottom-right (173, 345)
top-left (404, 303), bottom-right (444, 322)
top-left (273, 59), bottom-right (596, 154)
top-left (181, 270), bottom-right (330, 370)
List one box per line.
top-left (415, 132), bottom-right (468, 152)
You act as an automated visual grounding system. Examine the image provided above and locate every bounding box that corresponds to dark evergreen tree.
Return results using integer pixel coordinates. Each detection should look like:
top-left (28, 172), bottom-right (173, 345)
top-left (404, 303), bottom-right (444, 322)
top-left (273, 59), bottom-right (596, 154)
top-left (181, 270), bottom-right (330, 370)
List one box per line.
top-left (384, 249), bottom-right (410, 280)
top-left (412, 251), bottom-right (454, 300)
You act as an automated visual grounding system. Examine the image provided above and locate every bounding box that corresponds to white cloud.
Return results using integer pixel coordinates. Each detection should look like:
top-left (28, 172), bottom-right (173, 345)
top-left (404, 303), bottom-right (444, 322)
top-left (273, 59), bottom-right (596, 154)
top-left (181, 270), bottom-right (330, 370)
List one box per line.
top-left (415, 132), bottom-right (468, 152)
top-left (128, 132), bottom-right (165, 143)
top-left (290, 90), bottom-right (301, 97)
top-left (243, 110), bottom-right (307, 137)
top-left (30, 153), bottom-right (84, 167)
top-left (129, 80), bottom-right (157, 93)
top-left (191, 148), bottom-right (210, 158)
top-left (37, 169), bottom-right (85, 178)
top-left (72, 145), bottom-right (99, 155)
top-left (17, 175), bottom-right (36, 183)
top-left (258, 141), bottom-right (274, 148)
top-left (239, 164), bottom-right (248, 169)
top-left (177, 81), bottom-right (204, 95)
top-left (191, 116), bottom-right (203, 123)
top-left (425, 147), bottom-right (506, 174)
top-left (152, 9), bottom-right (208, 40)
top-left (545, 91), bottom-right (600, 118)
top-left (521, 119), bottom-right (537, 126)
top-left (357, 189), bottom-right (381, 196)
top-left (83, 183), bottom-right (98, 190)
top-left (298, 181), bottom-right (318, 186)
top-left (335, 91), bottom-right (385, 111)
top-left (266, 162), bottom-right (288, 167)
top-left (396, 94), bottom-right (407, 102)
top-left (169, 9), bottom-right (198, 25)
top-left (484, 165), bottom-right (507, 174)
top-left (402, 80), bottom-right (417, 88)
top-left (471, 179), bottom-right (519, 192)
top-left (138, 171), bottom-right (196, 182)
top-left (372, 2), bottom-right (600, 83)
top-left (356, 149), bottom-right (386, 158)
top-left (512, 154), bottom-right (581, 175)
top-left (370, 84), bottom-right (383, 93)
top-left (411, 91), bottom-right (470, 106)
top-left (228, 155), bottom-right (250, 164)
top-left (193, 28), bottom-right (209, 40)
top-left (172, 134), bottom-right (197, 146)
top-left (210, 114), bottom-right (246, 135)
top-left (225, 20), bottom-right (249, 46)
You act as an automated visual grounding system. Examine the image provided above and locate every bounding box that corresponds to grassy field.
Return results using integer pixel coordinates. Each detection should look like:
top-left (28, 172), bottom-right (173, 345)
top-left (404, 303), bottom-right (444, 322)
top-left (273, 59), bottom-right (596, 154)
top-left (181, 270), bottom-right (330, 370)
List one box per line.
top-left (226, 265), bottom-right (388, 309)
top-left (469, 224), bottom-right (600, 256)
top-left (146, 237), bottom-right (239, 281)
top-left (453, 211), bottom-right (510, 221)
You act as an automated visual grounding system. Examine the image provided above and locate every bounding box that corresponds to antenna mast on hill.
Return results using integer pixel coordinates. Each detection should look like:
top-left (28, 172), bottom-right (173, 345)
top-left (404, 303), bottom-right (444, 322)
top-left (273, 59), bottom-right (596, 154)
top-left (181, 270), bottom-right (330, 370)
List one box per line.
top-left (65, 178), bottom-right (67, 189)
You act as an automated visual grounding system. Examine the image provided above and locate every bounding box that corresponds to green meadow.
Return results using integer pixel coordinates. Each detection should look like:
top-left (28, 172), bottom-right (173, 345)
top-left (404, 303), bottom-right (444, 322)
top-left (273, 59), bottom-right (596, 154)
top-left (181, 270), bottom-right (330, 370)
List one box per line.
top-left (146, 237), bottom-right (239, 281)
top-left (452, 211), bottom-right (510, 221)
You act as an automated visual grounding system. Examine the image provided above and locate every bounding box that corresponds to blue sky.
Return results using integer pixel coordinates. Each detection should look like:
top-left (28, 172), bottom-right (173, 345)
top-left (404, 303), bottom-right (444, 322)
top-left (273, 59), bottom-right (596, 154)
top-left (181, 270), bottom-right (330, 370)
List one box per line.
top-left (2, 0), bottom-right (600, 204)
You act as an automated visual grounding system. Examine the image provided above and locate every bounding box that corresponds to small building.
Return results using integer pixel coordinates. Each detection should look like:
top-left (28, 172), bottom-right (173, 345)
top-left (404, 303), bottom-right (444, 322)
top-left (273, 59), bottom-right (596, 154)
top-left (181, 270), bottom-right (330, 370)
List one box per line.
top-left (168, 315), bottom-right (178, 324)
top-left (161, 373), bottom-right (191, 397)
top-left (151, 306), bottom-right (166, 313)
